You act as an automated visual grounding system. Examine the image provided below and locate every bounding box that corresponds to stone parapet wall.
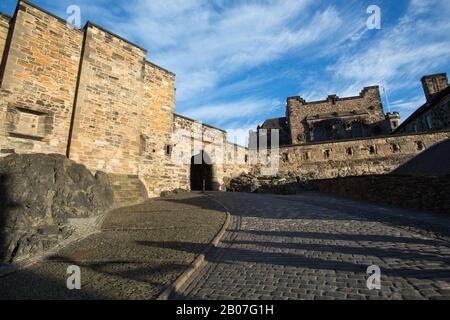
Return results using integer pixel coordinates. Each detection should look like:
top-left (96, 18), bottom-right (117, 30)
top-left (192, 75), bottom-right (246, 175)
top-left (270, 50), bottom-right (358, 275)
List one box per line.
top-left (275, 130), bottom-right (450, 179)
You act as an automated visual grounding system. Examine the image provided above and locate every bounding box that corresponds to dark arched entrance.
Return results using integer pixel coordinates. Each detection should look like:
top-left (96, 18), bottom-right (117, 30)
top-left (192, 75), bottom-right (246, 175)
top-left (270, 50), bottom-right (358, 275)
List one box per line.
top-left (190, 151), bottom-right (213, 191)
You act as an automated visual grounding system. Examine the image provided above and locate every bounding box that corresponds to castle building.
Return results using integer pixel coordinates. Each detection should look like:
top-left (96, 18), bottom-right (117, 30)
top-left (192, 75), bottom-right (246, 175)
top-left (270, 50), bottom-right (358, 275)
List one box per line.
top-left (0, 1), bottom-right (249, 203)
top-left (257, 86), bottom-right (400, 147)
top-left (1, 1), bottom-right (450, 202)
top-left (394, 73), bottom-right (450, 134)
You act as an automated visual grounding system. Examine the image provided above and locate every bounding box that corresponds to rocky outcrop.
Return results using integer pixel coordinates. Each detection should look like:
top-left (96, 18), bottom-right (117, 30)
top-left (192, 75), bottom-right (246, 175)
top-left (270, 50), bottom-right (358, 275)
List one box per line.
top-left (0, 153), bottom-right (115, 264)
top-left (227, 172), bottom-right (316, 195)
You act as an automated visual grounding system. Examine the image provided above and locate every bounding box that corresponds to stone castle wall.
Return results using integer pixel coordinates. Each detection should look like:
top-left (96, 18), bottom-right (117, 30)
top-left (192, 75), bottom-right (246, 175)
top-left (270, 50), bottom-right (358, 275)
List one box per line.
top-left (0, 13), bottom-right (10, 66)
top-left (395, 94), bottom-right (450, 134)
top-left (274, 130), bottom-right (450, 179)
top-left (1, 1), bottom-right (449, 201)
top-left (68, 23), bottom-right (146, 175)
top-left (287, 86), bottom-right (387, 144)
top-left (0, 2), bottom-right (83, 155)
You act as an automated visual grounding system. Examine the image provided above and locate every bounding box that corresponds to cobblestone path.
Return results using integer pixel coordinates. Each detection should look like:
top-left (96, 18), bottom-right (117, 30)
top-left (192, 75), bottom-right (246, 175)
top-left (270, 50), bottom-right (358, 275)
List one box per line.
top-left (0, 193), bottom-right (226, 300)
top-left (178, 192), bottom-right (450, 300)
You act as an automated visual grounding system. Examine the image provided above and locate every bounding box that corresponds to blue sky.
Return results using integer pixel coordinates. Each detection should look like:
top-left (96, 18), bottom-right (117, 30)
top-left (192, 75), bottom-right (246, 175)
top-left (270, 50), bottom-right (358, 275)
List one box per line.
top-left (1, 0), bottom-right (450, 145)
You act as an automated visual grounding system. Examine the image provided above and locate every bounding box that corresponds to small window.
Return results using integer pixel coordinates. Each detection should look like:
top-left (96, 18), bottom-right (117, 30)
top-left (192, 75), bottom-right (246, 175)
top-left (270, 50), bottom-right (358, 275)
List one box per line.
top-left (346, 147), bottom-right (353, 156)
top-left (417, 141), bottom-right (425, 151)
top-left (244, 155), bottom-right (248, 163)
top-left (369, 145), bottom-right (376, 155)
top-left (165, 145), bottom-right (173, 156)
top-left (426, 115), bottom-right (433, 129)
top-left (391, 143), bottom-right (400, 153)
top-left (392, 121), bottom-right (398, 128)
top-left (303, 152), bottom-right (310, 161)
top-left (324, 149), bottom-right (331, 159)
top-left (282, 153), bottom-right (289, 162)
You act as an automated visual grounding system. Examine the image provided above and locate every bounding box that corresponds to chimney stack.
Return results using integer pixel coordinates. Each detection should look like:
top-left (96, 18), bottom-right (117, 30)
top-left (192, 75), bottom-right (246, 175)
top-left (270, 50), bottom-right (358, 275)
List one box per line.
top-left (421, 73), bottom-right (449, 102)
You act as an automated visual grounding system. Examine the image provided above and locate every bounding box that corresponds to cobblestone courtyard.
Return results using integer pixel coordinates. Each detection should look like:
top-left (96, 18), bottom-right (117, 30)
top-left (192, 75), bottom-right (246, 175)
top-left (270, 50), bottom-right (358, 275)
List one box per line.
top-left (1, 191), bottom-right (450, 300)
top-left (178, 192), bottom-right (450, 300)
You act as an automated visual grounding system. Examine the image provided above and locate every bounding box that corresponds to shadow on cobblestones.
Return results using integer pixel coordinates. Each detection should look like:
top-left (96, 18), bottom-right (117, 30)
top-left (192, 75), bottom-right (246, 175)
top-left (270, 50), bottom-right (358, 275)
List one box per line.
top-left (230, 230), bottom-right (450, 247)
top-left (138, 239), bottom-right (450, 282)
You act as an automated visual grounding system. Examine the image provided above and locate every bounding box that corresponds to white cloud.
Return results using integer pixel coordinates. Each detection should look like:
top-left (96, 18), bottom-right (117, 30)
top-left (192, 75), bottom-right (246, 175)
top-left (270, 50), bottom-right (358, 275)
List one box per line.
top-left (326, 0), bottom-right (450, 98)
top-left (184, 97), bottom-right (282, 127)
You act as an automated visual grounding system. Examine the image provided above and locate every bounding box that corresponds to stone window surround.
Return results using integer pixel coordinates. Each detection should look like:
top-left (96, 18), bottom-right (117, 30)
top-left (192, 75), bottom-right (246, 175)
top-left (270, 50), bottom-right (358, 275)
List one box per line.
top-left (5, 104), bottom-right (54, 141)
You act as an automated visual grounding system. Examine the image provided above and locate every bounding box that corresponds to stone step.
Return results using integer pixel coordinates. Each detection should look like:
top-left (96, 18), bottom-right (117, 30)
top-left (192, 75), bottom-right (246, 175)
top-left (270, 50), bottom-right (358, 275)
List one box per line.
top-left (108, 174), bottom-right (148, 207)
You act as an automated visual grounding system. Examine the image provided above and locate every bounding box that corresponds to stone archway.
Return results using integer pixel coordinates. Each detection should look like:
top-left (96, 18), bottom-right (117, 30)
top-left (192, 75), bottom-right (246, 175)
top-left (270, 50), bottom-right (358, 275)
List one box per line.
top-left (190, 151), bottom-right (214, 191)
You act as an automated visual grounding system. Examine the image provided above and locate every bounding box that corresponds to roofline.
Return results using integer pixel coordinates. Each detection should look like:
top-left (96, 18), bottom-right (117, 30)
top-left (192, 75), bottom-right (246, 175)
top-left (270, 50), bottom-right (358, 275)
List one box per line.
top-left (421, 73), bottom-right (448, 81)
top-left (174, 114), bottom-right (227, 134)
top-left (145, 60), bottom-right (175, 77)
top-left (287, 86), bottom-right (380, 105)
top-left (16, 1), bottom-right (148, 52)
top-left (0, 12), bottom-right (12, 20)
top-left (85, 21), bottom-right (147, 53)
top-left (394, 86), bottom-right (450, 133)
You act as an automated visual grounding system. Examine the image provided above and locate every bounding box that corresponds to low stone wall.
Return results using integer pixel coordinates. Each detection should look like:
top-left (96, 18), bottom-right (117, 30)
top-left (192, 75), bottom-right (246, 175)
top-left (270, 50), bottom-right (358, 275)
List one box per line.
top-left (312, 175), bottom-right (450, 215)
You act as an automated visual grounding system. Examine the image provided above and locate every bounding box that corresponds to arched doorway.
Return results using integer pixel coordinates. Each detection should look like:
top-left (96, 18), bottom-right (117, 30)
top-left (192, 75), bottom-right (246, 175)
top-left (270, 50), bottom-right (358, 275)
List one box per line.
top-left (190, 151), bottom-right (213, 191)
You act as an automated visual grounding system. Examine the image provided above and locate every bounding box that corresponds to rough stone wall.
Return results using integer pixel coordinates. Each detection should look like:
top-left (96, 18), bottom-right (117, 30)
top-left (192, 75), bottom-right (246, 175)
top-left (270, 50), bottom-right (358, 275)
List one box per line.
top-left (173, 114), bottom-right (227, 190)
top-left (138, 62), bottom-right (177, 197)
top-left (396, 95), bottom-right (450, 134)
top-left (68, 23), bottom-right (146, 175)
top-left (223, 142), bottom-right (250, 184)
top-left (275, 130), bottom-right (450, 179)
top-left (0, 13), bottom-right (10, 66)
top-left (287, 86), bottom-right (386, 144)
top-left (0, 2), bottom-right (83, 155)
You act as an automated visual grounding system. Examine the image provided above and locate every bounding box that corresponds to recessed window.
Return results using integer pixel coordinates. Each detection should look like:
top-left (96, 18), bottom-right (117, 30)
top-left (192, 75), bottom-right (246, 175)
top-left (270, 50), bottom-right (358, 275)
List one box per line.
top-left (369, 145), bottom-right (376, 155)
top-left (245, 155), bottom-right (248, 163)
top-left (426, 115), bottom-right (433, 129)
top-left (346, 147), bottom-right (353, 156)
top-left (417, 141), bottom-right (425, 151)
top-left (303, 152), bottom-right (310, 161)
top-left (165, 145), bottom-right (173, 156)
top-left (324, 149), bottom-right (331, 159)
top-left (282, 153), bottom-right (289, 162)
top-left (391, 143), bottom-right (400, 153)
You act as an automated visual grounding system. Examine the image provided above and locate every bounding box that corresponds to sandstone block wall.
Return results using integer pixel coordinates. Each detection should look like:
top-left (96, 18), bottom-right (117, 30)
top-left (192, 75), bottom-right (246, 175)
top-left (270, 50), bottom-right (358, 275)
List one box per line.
top-left (396, 94), bottom-right (450, 134)
top-left (0, 2), bottom-right (83, 155)
top-left (0, 13), bottom-right (10, 67)
top-left (0, 1), bottom-right (250, 199)
top-left (275, 130), bottom-right (450, 179)
top-left (138, 62), bottom-right (178, 197)
top-left (287, 86), bottom-right (386, 144)
top-left (68, 23), bottom-right (146, 175)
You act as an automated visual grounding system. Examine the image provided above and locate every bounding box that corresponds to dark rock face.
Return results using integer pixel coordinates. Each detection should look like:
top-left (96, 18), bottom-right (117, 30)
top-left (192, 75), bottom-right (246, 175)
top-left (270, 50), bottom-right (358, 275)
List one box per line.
top-left (227, 173), bottom-right (316, 195)
top-left (0, 153), bottom-right (115, 264)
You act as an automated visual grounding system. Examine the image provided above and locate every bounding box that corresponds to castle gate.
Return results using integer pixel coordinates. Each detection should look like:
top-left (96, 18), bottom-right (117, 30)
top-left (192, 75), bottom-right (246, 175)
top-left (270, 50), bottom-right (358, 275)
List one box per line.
top-left (190, 151), bottom-right (213, 191)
